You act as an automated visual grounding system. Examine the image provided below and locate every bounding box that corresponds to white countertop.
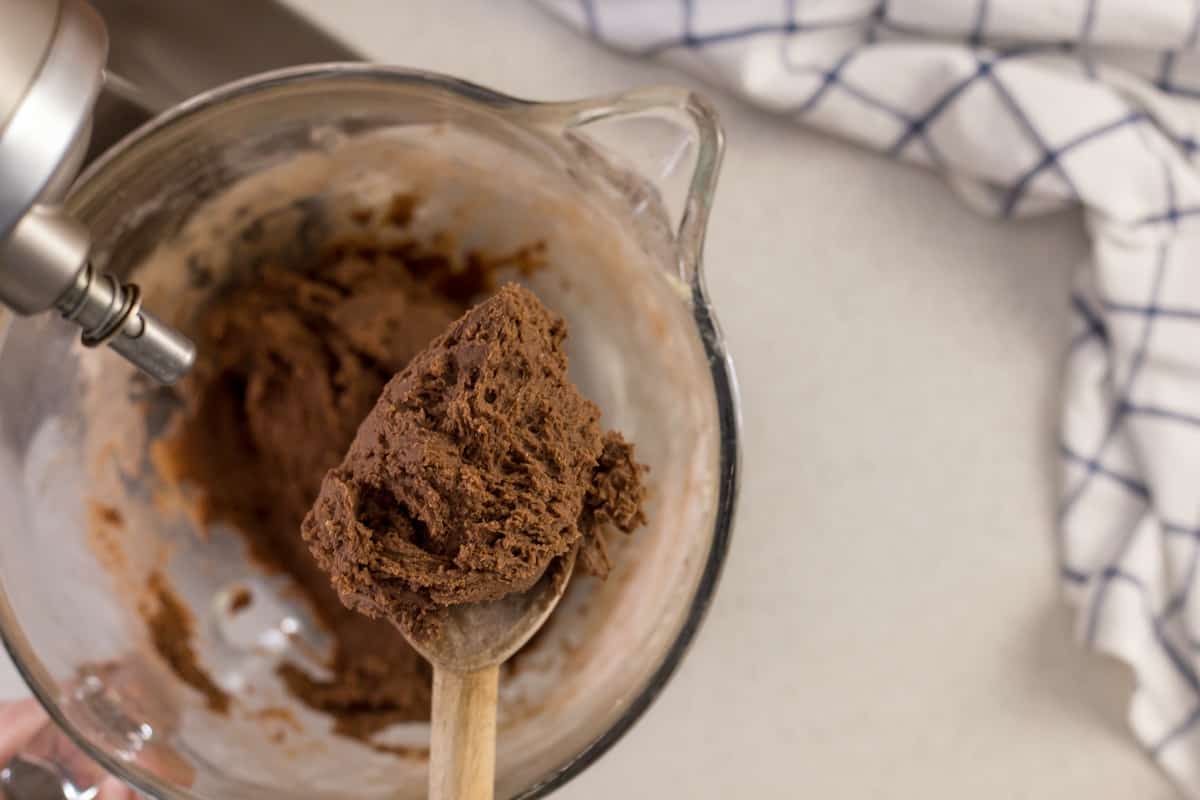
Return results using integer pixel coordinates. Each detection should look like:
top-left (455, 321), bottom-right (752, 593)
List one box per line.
top-left (0, 1), bottom-right (1179, 796)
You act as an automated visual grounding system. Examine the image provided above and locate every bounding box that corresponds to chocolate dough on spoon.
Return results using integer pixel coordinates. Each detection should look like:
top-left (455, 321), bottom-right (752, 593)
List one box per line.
top-left (303, 284), bottom-right (646, 635)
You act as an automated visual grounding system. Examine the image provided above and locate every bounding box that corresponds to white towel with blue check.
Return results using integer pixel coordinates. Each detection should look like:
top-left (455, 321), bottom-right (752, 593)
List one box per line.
top-left (537, 0), bottom-right (1200, 793)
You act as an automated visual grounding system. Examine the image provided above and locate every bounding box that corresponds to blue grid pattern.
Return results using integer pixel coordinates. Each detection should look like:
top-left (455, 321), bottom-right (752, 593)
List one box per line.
top-left (539, 0), bottom-right (1200, 790)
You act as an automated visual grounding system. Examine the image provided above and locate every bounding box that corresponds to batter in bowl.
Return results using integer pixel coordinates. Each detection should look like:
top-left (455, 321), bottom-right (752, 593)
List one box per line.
top-left (153, 200), bottom-right (645, 747)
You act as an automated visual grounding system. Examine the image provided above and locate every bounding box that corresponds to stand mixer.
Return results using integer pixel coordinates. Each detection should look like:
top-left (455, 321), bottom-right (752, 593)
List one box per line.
top-left (0, 0), bottom-right (199, 384)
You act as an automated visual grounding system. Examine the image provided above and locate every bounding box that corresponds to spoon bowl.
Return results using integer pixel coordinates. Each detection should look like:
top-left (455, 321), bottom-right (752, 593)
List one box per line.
top-left (399, 549), bottom-right (577, 674)
top-left (395, 549), bottom-right (578, 800)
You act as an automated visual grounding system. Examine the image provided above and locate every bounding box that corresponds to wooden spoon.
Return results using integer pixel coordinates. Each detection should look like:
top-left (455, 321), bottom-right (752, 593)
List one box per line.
top-left (396, 549), bottom-right (577, 800)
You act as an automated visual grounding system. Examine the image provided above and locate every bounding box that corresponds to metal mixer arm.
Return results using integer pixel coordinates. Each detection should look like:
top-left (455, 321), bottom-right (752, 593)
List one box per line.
top-left (0, 0), bottom-right (195, 384)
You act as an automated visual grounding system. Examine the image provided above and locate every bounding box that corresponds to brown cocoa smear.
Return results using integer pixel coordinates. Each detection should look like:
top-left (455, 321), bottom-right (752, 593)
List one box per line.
top-left (155, 214), bottom-right (644, 747)
top-left (142, 572), bottom-right (231, 715)
top-left (302, 284), bottom-right (647, 636)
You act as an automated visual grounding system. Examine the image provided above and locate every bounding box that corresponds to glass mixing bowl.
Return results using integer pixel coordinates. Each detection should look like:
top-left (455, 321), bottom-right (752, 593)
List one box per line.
top-left (0, 65), bottom-right (739, 799)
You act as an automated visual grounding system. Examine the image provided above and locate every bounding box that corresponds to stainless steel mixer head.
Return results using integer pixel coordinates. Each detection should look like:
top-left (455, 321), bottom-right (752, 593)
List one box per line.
top-left (0, 0), bottom-right (195, 384)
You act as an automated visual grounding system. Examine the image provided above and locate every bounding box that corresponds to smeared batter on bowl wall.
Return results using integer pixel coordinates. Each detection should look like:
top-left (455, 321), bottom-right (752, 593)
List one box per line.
top-left (152, 197), bottom-right (548, 741)
top-left (142, 572), bottom-right (231, 715)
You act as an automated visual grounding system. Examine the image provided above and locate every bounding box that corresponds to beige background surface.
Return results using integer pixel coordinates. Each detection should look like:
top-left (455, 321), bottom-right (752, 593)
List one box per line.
top-left (0, 1), bottom-right (1180, 797)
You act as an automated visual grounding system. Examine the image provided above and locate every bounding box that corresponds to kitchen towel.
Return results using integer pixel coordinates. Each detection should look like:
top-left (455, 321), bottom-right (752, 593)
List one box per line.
top-left (536, 0), bottom-right (1200, 793)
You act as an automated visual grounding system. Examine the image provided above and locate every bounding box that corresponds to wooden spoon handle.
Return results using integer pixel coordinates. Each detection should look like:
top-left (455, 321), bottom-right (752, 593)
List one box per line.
top-left (430, 663), bottom-right (499, 800)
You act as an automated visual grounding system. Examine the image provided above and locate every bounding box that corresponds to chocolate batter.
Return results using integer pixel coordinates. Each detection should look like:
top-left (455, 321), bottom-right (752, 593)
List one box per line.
top-left (159, 239), bottom-right (455, 736)
top-left (302, 285), bottom-right (646, 633)
top-left (154, 198), bottom-right (643, 745)
top-left (143, 572), bottom-right (230, 714)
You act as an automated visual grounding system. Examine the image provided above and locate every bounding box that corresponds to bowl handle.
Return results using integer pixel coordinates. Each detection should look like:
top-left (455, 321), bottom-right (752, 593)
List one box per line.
top-left (522, 88), bottom-right (725, 285)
